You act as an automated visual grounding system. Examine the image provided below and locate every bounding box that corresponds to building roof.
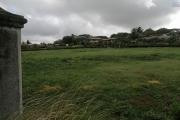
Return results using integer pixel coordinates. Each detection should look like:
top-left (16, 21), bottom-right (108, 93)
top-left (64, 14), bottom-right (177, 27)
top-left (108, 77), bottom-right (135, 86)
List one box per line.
top-left (144, 34), bottom-right (170, 40)
top-left (0, 7), bottom-right (27, 28)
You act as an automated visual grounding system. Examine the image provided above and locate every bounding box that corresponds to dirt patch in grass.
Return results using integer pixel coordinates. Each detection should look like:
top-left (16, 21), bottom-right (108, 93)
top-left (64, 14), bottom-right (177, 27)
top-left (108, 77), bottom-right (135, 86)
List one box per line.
top-left (148, 80), bottom-right (161, 85)
top-left (39, 85), bottom-right (62, 93)
top-left (80, 85), bottom-right (97, 92)
top-left (130, 95), bottom-right (157, 108)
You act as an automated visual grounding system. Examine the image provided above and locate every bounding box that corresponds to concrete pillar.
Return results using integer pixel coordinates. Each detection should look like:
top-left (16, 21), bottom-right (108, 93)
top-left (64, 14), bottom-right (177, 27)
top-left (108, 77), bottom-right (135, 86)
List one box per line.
top-left (0, 7), bottom-right (27, 119)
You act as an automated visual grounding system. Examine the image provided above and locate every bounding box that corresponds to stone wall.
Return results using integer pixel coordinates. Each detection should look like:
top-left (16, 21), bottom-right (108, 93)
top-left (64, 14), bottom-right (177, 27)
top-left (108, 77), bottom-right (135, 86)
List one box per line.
top-left (0, 7), bottom-right (27, 119)
top-left (0, 27), bottom-right (22, 119)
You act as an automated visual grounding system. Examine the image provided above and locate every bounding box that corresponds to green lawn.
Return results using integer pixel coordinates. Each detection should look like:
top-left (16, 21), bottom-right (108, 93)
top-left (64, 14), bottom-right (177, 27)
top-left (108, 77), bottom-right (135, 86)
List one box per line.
top-left (19, 48), bottom-right (180, 120)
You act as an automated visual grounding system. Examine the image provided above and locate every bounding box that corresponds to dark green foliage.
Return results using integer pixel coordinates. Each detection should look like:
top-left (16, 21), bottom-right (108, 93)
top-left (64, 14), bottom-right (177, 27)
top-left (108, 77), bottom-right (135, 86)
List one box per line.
top-left (22, 28), bottom-right (180, 50)
top-left (62, 35), bottom-right (74, 45)
top-left (130, 27), bottom-right (144, 40)
top-left (168, 32), bottom-right (178, 47)
top-left (26, 40), bottom-right (31, 45)
top-left (54, 39), bottom-right (63, 45)
top-left (144, 28), bottom-right (155, 37)
top-left (111, 33), bottom-right (129, 38)
top-left (156, 28), bottom-right (171, 35)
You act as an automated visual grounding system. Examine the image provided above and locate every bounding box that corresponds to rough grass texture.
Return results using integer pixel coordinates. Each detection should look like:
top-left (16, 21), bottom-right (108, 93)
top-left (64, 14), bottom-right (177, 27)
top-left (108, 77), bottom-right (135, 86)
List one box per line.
top-left (14, 48), bottom-right (180, 120)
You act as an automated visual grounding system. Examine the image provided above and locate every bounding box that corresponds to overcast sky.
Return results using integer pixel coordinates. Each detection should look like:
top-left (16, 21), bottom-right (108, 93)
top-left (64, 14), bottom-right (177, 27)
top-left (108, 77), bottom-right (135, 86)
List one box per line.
top-left (0, 0), bottom-right (180, 43)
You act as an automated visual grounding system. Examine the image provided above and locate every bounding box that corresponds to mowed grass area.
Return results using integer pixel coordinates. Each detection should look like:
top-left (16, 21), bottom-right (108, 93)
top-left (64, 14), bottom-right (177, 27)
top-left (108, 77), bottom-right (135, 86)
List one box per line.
top-left (19, 48), bottom-right (180, 120)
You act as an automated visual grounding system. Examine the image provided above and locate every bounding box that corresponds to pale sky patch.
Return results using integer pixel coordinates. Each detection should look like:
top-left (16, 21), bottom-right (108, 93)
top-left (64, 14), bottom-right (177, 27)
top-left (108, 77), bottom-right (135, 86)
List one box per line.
top-left (166, 10), bottom-right (180, 28)
top-left (145, 0), bottom-right (156, 9)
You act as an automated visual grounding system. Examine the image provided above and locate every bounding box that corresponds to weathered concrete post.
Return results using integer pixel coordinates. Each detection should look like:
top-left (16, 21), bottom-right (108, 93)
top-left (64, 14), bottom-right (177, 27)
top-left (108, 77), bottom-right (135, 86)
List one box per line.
top-left (0, 7), bottom-right (27, 119)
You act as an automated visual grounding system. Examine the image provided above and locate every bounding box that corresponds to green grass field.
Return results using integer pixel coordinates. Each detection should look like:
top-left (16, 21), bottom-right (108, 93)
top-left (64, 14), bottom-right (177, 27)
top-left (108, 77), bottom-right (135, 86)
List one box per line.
top-left (17, 48), bottom-right (180, 120)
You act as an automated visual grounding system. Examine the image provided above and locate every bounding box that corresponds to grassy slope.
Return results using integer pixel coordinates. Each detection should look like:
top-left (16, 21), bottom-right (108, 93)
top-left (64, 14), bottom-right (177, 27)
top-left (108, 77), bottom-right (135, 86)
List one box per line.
top-left (19, 48), bottom-right (180, 120)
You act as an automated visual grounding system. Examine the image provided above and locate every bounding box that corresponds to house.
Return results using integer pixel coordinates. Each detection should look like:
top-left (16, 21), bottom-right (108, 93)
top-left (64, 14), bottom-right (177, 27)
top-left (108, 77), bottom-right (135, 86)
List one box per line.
top-left (89, 36), bottom-right (114, 47)
top-left (144, 34), bottom-right (170, 40)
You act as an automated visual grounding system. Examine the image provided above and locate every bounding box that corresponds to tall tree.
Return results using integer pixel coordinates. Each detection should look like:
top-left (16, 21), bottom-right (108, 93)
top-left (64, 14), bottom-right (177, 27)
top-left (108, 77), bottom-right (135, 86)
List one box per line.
top-left (130, 27), bottom-right (143, 39)
top-left (26, 40), bottom-right (32, 45)
top-left (62, 35), bottom-right (73, 45)
top-left (144, 28), bottom-right (155, 36)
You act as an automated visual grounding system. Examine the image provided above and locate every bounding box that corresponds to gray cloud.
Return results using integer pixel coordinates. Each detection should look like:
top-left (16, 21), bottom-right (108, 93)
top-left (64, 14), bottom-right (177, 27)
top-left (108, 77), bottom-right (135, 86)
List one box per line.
top-left (0, 0), bottom-right (178, 43)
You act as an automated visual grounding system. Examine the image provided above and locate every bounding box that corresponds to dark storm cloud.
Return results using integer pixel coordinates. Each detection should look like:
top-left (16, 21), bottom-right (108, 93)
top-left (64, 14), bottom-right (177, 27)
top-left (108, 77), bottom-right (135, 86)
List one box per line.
top-left (67, 0), bottom-right (175, 27)
top-left (0, 0), bottom-right (178, 43)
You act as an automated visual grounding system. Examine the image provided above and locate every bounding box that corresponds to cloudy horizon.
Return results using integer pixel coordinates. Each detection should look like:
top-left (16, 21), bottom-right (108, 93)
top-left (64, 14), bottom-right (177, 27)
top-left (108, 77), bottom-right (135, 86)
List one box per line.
top-left (1, 0), bottom-right (180, 43)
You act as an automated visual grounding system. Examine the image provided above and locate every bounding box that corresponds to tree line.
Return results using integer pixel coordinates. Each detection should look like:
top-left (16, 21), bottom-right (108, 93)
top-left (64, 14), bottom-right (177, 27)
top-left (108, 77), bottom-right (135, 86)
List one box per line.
top-left (22, 27), bottom-right (180, 50)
